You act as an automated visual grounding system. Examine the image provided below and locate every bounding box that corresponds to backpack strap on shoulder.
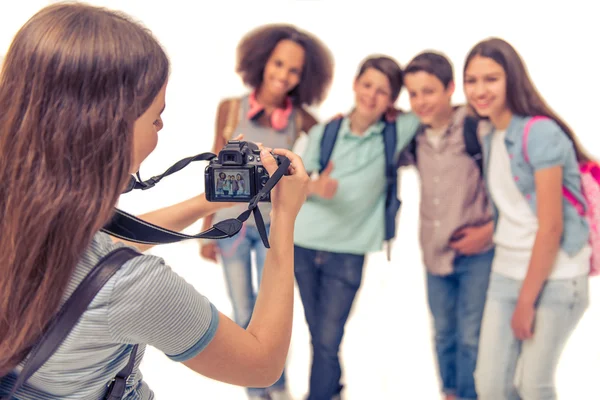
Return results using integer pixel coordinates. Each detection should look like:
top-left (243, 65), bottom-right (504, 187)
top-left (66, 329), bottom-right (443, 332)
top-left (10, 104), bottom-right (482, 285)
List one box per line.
top-left (407, 132), bottom-right (418, 164)
top-left (463, 116), bottom-right (483, 174)
top-left (382, 121), bottom-right (400, 260)
top-left (319, 117), bottom-right (343, 173)
top-left (317, 117), bottom-right (400, 260)
top-left (383, 121), bottom-right (398, 189)
top-left (294, 108), bottom-right (304, 137)
top-left (285, 107), bottom-right (305, 149)
top-left (522, 115), bottom-right (549, 164)
top-left (222, 98), bottom-right (241, 142)
top-left (2, 247), bottom-right (142, 400)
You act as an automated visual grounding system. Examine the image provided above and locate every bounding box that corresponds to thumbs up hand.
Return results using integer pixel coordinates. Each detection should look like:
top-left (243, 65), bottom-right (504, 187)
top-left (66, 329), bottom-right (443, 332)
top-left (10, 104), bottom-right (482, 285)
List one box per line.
top-left (310, 161), bottom-right (338, 199)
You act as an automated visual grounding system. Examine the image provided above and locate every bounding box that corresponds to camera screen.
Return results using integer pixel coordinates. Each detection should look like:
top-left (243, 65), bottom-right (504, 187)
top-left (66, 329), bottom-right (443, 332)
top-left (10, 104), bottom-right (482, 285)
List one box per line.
top-left (214, 169), bottom-right (252, 200)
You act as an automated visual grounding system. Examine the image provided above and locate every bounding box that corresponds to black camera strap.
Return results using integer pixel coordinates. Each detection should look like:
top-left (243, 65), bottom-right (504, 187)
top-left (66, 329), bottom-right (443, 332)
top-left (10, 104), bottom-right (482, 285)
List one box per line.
top-left (102, 152), bottom-right (290, 249)
top-left (1, 248), bottom-right (142, 400)
top-left (124, 152), bottom-right (216, 192)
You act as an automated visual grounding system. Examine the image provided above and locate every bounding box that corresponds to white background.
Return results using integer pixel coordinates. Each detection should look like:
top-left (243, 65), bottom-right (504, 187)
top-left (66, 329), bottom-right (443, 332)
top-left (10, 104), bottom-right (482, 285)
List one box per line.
top-left (2, 1), bottom-right (599, 398)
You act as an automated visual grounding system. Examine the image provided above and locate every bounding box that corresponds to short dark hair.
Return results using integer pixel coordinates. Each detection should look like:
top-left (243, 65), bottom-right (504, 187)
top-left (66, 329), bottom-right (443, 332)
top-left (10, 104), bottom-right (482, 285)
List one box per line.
top-left (236, 24), bottom-right (334, 107)
top-left (405, 51), bottom-right (454, 88)
top-left (356, 55), bottom-right (403, 102)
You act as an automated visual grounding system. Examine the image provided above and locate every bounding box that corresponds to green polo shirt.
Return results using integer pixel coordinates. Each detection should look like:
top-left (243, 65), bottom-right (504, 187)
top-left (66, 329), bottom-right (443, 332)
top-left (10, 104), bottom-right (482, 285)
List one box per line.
top-left (294, 113), bottom-right (420, 254)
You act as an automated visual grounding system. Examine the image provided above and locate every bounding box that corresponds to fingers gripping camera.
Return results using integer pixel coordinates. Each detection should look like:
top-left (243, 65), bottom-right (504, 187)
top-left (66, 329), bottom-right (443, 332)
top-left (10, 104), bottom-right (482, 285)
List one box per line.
top-left (205, 140), bottom-right (283, 203)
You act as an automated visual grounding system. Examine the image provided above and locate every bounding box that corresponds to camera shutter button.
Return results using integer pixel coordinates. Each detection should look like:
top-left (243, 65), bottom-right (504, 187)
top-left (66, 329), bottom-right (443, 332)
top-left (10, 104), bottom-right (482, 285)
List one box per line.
top-left (248, 142), bottom-right (261, 154)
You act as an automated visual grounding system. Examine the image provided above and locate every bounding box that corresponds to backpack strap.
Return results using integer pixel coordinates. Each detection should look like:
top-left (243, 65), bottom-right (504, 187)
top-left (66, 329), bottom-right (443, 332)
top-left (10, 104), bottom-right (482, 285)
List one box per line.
top-left (222, 98), bottom-right (241, 142)
top-left (318, 117), bottom-right (343, 173)
top-left (522, 116), bottom-right (549, 164)
top-left (317, 117), bottom-right (399, 260)
top-left (521, 115), bottom-right (584, 215)
top-left (402, 123), bottom-right (427, 168)
top-left (294, 108), bottom-right (304, 139)
top-left (382, 121), bottom-right (400, 247)
top-left (463, 116), bottom-right (483, 174)
top-left (407, 135), bottom-right (417, 164)
top-left (103, 342), bottom-right (139, 400)
top-left (2, 247), bottom-right (142, 400)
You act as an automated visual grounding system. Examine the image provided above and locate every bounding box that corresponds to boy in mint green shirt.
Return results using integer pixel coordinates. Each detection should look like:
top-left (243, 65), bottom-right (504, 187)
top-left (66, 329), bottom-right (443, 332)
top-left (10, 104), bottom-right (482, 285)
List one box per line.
top-left (295, 114), bottom-right (418, 253)
top-left (294, 55), bottom-right (419, 400)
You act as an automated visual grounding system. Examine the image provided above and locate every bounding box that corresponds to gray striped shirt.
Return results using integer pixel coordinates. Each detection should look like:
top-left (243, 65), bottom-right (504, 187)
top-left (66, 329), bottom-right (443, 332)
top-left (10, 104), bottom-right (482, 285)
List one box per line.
top-left (0, 232), bottom-right (219, 399)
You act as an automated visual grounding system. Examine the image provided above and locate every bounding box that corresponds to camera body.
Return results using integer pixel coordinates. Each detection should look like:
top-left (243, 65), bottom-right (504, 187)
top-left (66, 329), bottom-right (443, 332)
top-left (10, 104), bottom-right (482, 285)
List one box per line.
top-left (205, 140), bottom-right (281, 203)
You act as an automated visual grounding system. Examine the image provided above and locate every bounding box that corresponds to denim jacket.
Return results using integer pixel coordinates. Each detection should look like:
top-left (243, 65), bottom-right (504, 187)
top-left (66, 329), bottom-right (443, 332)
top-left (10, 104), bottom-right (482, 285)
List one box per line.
top-left (481, 114), bottom-right (589, 256)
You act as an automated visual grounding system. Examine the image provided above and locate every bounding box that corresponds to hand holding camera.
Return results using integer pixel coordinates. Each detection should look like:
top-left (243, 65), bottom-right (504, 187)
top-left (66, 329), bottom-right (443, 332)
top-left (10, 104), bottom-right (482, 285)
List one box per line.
top-left (205, 140), bottom-right (286, 203)
top-left (205, 139), bottom-right (308, 218)
top-left (200, 140), bottom-right (307, 261)
top-left (261, 147), bottom-right (309, 221)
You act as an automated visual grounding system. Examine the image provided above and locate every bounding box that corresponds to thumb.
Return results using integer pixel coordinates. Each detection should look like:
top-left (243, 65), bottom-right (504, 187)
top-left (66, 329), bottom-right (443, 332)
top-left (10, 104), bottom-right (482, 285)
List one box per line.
top-left (261, 149), bottom-right (279, 176)
top-left (322, 161), bottom-right (334, 176)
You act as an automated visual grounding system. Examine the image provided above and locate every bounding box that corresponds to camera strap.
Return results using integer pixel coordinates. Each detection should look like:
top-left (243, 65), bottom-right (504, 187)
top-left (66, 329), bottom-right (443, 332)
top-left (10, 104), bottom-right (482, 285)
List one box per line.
top-left (102, 152), bottom-right (290, 249)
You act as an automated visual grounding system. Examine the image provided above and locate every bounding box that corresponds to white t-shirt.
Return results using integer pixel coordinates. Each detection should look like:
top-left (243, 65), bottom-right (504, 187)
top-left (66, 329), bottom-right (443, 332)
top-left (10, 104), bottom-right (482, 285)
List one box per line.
top-left (488, 129), bottom-right (590, 280)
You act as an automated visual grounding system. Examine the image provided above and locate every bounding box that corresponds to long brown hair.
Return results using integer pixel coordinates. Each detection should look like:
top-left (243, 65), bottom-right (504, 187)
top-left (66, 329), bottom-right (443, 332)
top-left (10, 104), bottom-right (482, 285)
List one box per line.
top-left (0, 3), bottom-right (169, 375)
top-left (464, 37), bottom-right (591, 163)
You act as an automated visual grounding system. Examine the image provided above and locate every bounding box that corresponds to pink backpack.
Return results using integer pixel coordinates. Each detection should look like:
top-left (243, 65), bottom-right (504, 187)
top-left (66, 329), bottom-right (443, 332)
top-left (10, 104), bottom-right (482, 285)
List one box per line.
top-left (523, 116), bottom-right (600, 276)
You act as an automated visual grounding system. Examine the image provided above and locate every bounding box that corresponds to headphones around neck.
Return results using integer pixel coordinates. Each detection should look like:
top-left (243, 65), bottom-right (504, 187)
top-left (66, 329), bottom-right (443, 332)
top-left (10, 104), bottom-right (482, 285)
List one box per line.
top-left (246, 91), bottom-right (293, 131)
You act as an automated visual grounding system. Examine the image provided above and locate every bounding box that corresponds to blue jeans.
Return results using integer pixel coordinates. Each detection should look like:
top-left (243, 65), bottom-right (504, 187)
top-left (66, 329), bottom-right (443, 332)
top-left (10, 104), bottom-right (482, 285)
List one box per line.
top-left (216, 224), bottom-right (286, 397)
top-left (426, 249), bottom-right (494, 400)
top-left (474, 272), bottom-right (589, 400)
top-left (294, 245), bottom-right (365, 400)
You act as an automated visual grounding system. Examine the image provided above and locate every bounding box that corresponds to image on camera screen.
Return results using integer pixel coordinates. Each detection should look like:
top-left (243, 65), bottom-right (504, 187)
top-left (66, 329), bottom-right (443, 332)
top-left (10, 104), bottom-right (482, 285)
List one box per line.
top-left (214, 169), bottom-right (252, 200)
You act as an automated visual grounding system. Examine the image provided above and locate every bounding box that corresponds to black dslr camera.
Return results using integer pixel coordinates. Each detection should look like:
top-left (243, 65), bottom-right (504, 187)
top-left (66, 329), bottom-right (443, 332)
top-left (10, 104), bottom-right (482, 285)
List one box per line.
top-left (205, 140), bottom-right (282, 203)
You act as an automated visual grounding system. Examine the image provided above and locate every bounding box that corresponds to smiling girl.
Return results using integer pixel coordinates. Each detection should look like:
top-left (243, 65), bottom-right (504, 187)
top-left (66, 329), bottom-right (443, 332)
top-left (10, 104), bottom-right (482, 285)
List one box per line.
top-left (199, 24), bottom-right (333, 400)
top-left (0, 4), bottom-right (310, 399)
top-left (463, 37), bottom-right (592, 399)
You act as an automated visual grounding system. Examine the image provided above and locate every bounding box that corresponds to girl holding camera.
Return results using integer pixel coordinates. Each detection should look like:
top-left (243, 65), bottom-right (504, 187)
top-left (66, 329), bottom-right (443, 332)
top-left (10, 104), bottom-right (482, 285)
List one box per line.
top-left (0, 4), bottom-right (309, 399)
